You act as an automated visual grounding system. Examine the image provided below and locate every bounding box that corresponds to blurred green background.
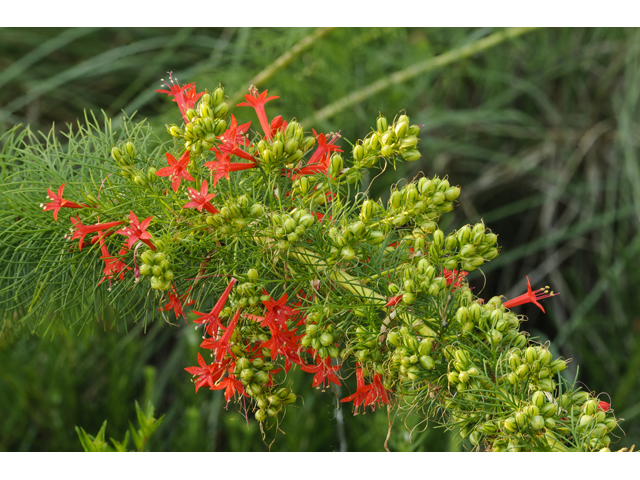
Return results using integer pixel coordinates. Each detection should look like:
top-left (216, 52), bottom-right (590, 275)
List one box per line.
top-left (1, 27), bottom-right (639, 451)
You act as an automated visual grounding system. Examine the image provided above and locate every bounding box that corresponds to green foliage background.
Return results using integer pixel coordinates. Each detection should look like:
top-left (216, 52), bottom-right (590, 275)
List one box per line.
top-left (0, 27), bottom-right (638, 451)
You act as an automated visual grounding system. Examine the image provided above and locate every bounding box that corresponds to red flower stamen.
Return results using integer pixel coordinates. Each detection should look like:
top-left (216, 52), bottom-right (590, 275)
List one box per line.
top-left (503, 276), bottom-right (558, 313)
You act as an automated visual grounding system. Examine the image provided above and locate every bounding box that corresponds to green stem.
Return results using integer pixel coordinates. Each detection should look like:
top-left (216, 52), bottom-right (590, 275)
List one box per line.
top-left (302, 27), bottom-right (539, 125)
top-left (231, 27), bottom-right (336, 105)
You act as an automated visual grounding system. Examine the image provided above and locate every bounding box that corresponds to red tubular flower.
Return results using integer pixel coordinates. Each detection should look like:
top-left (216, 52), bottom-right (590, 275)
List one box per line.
top-left (213, 115), bottom-right (255, 162)
top-left (204, 151), bottom-right (258, 188)
top-left (364, 373), bottom-right (390, 409)
top-left (156, 150), bottom-right (195, 192)
top-left (116, 211), bottom-right (155, 251)
top-left (42, 184), bottom-right (87, 221)
top-left (340, 367), bottom-right (373, 414)
top-left (443, 268), bottom-right (468, 290)
top-left (159, 285), bottom-right (195, 319)
top-left (201, 309), bottom-right (241, 363)
top-left (97, 233), bottom-right (131, 286)
top-left (156, 73), bottom-right (203, 123)
top-left (300, 355), bottom-right (341, 389)
top-left (503, 276), bottom-right (558, 313)
top-left (261, 292), bottom-right (298, 330)
top-left (237, 87), bottom-right (279, 140)
top-left (183, 180), bottom-right (219, 214)
top-left (598, 401), bottom-right (611, 412)
top-left (290, 132), bottom-right (342, 179)
top-left (192, 278), bottom-right (237, 337)
top-left (184, 353), bottom-right (228, 393)
top-left (69, 216), bottom-right (125, 250)
top-left (211, 374), bottom-right (245, 405)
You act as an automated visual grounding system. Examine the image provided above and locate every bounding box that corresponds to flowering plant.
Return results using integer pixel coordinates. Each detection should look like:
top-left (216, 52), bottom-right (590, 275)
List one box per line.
top-left (3, 74), bottom-right (623, 452)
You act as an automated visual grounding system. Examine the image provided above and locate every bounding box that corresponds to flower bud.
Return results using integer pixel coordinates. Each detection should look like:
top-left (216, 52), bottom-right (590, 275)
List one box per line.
top-left (444, 187), bottom-right (460, 202)
top-left (320, 332), bottom-right (334, 347)
top-left (433, 230), bottom-right (444, 249)
top-left (341, 246), bottom-right (356, 261)
top-left (302, 136), bottom-right (316, 152)
top-left (525, 346), bottom-right (537, 364)
top-left (538, 378), bottom-right (555, 392)
top-left (530, 415), bottom-right (545, 431)
top-left (532, 391), bottom-right (546, 408)
top-left (212, 87), bottom-right (224, 105)
top-left (214, 102), bottom-right (228, 118)
top-left (504, 417), bottom-right (518, 433)
top-left (329, 154), bottom-right (343, 177)
top-left (402, 149), bottom-right (421, 162)
top-left (352, 144), bottom-right (364, 162)
top-left (394, 121), bottom-right (409, 138)
top-left (376, 116), bottom-right (388, 133)
top-left (419, 355), bottom-right (434, 369)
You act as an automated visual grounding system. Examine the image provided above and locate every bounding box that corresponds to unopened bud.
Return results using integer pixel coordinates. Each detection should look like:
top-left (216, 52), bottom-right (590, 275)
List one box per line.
top-left (402, 148), bottom-right (421, 162)
top-left (376, 116), bottom-right (388, 133)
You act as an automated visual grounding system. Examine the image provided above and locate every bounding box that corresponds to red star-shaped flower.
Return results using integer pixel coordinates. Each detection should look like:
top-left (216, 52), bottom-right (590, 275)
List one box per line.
top-left (156, 150), bottom-right (195, 192)
top-left (42, 184), bottom-right (87, 221)
top-left (290, 131), bottom-right (342, 179)
top-left (159, 286), bottom-right (195, 319)
top-left (237, 87), bottom-right (279, 140)
top-left (364, 373), bottom-right (390, 409)
top-left (211, 374), bottom-right (245, 406)
top-left (261, 292), bottom-right (297, 330)
top-left (213, 115), bottom-right (255, 162)
top-left (300, 355), bottom-right (341, 389)
top-left (183, 180), bottom-right (219, 214)
top-left (184, 353), bottom-right (228, 393)
top-left (116, 211), bottom-right (155, 251)
top-left (341, 367), bottom-right (373, 414)
top-left (503, 276), bottom-right (558, 313)
top-left (204, 150), bottom-right (258, 188)
top-left (96, 233), bottom-right (131, 286)
top-left (69, 216), bottom-right (125, 250)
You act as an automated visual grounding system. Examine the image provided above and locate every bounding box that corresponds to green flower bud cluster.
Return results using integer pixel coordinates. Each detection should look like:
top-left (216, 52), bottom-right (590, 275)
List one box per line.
top-left (269, 208), bottom-right (315, 253)
top-left (301, 317), bottom-right (339, 358)
top-left (346, 326), bottom-right (381, 365)
top-left (441, 222), bottom-right (499, 272)
top-left (387, 324), bottom-right (436, 382)
top-left (231, 270), bottom-right (262, 310)
top-left (327, 218), bottom-right (374, 262)
top-left (501, 343), bottom-right (566, 392)
top-left (139, 250), bottom-right (173, 291)
top-left (253, 386), bottom-right (297, 423)
top-left (168, 87), bottom-right (228, 155)
top-left (111, 141), bottom-right (155, 184)
top-left (205, 195), bottom-right (262, 234)
top-left (358, 114), bottom-right (422, 167)
top-left (374, 177), bottom-right (459, 236)
top-left (235, 355), bottom-right (275, 398)
top-left (257, 122), bottom-right (306, 170)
